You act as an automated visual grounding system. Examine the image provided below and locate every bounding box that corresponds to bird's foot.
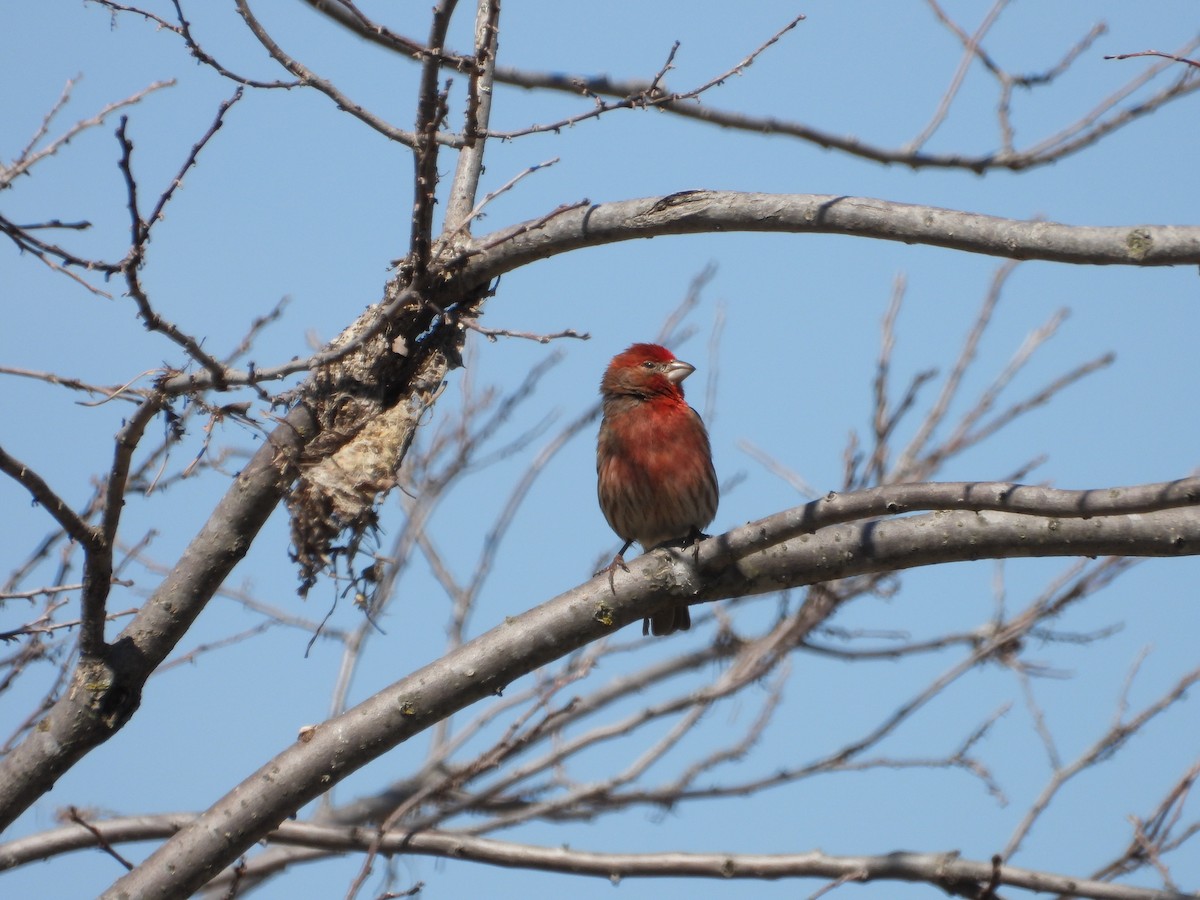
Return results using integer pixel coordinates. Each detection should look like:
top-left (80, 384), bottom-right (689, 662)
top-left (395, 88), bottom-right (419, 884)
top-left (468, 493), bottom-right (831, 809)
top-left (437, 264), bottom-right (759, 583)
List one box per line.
top-left (595, 553), bottom-right (629, 595)
top-left (686, 528), bottom-right (710, 564)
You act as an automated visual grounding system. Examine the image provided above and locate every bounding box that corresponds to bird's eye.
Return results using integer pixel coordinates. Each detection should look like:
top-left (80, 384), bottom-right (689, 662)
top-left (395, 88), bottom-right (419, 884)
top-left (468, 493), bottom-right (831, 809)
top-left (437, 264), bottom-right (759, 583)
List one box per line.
top-left (642, 361), bottom-right (655, 369)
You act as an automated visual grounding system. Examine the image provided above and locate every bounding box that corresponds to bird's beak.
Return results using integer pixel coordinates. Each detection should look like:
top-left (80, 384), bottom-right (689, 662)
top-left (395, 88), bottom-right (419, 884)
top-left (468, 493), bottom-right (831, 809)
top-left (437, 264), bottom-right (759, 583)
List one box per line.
top-left (664, 359), bottom-right (695, 385)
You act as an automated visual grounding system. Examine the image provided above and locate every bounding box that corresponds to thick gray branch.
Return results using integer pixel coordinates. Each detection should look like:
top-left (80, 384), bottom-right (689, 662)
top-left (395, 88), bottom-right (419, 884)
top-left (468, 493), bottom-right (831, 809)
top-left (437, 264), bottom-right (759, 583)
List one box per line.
top-left (698, 505), bottom-right (1200, 600)
top-left (700, 477), bottom-right (1200, 575)
top-left (103, 482), bottom-right (1200, 898)
top-left (458, 191), bottom-right (1200, 283)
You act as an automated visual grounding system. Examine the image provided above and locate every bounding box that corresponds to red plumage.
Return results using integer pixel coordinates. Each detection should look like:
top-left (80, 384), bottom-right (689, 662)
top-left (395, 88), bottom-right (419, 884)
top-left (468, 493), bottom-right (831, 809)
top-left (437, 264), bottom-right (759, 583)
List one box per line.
top-left (596, 343), bottom-right (718, 635)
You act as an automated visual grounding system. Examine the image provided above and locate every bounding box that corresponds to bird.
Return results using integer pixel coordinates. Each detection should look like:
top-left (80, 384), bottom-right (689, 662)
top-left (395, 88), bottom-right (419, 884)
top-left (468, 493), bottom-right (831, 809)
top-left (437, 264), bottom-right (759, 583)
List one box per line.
top-left (596, 343), bottom-right (718, 635)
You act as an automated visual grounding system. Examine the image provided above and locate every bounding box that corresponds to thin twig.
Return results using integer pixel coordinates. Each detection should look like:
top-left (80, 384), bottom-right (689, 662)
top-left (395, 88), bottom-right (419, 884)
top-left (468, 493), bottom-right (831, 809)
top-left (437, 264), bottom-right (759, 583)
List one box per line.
top-left (1106, 50), bottom-right (1200, 71)
top-left (490, 14), bottom-right (806, 140)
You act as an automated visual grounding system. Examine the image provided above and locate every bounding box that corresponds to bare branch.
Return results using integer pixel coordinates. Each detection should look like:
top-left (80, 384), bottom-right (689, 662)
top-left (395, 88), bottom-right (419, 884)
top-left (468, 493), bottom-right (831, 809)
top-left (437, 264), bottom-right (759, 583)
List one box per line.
top-left (409, 1), bottom-right (459, 276)
top-left (1003, 662), bottom-right (1200, 859)
top-left (0, 366), bottom-right (147, 404)
top-left (6, 7), bottom-right (1200, 898)
top-left (232, 0), bottom-right (424, 146)
top-left (738, 439), bottom-right (818, 499)
top-left (459, 321), bottom-right (588, 344)
top-left (114, 117), bottom-right (231, 385)
top-left (101, 488), bottom-right (1200, 896)
top-left (5, 816), bottom-right (1190, 900)
top-left (895, 261), bottom-right (1015, 476)
top-left (488, 14), bottom-right (806, 140)
top-left (1024, 35), bottom-right (1200, 163)
top-left (906, 0), bottom-right (1009, 153)
top-left (492, 31), bottom-right (1200, 172)
top-left (298, 0), bottom-right (475, 68)
top-left (0, 401), bottom-right (315, 831)
top-left (0, 219), bottom-right (116, 296)
top-left (455, 193), bottom-right (1200, 288)
top-left (0, 605), bottom-right (136, 643)
top-left (1092, 759), bottom-right (1200, 885)
top-left (443, 0), bottom-right (501, 233)
top-left (0, 78), bottom-right (173, 189)
top-left (145, 87), bottom-right (244, 235)
top-left (0, 445), bottom-right (102, 552)
top-left (290, 1), bottom-right (1199, 173)
top-left (61, 807), bottom-right (133, 871)
top-left (1106, 50), bottom-right (1200, 71)
top-left (434, 157), bottom-right (561, 260)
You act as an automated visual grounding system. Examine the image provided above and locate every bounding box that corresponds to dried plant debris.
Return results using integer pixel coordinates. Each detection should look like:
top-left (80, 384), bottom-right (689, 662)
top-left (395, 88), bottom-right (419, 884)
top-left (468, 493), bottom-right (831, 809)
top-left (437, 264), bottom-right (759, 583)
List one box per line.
top-left (286, 286), bottom-right (464, 597)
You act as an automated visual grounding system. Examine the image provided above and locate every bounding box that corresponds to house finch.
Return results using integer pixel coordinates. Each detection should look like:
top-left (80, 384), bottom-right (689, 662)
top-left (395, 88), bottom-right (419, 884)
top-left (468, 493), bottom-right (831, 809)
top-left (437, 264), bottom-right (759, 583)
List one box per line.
top-left (596, 343), bottom-right (718, 635)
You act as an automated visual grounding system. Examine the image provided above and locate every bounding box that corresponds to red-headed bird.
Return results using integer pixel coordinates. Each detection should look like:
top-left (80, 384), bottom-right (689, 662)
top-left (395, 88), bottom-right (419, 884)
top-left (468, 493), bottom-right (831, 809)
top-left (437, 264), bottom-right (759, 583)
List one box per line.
top-left (596, 343), bottom-right (718, 635)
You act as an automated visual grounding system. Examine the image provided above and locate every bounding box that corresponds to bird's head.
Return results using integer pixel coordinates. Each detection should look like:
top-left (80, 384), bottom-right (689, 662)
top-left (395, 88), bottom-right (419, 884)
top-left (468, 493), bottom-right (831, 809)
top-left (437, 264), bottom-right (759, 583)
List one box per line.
top-left (601, 343), bottom-right (695, 400)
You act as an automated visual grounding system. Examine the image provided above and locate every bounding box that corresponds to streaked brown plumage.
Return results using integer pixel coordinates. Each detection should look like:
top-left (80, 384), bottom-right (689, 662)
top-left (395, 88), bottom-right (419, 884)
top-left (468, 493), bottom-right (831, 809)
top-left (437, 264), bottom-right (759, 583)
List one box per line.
top-left (596, 343), bottom-right (718, 635)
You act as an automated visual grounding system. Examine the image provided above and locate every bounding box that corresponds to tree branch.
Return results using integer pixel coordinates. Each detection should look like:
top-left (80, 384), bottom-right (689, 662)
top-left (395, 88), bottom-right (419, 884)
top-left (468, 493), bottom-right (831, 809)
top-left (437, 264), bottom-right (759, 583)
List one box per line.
top-left (0, 404), bottom-right (316, 833)
top-left (0, 445), bottom-right (102, 552)
top-left (101, 480), bottom-right (1200, 897)
top-left (7, 815), bottom-right (1192, 900)
top-left (234, 0), bottom-right (423, 147)
top-left (443, 0), bottom-right (500, 234)
top-left (50, 191), bottom-right (1196, 402)
top-left (455, 192), bottom-right (1200, 286)
top-left (0, 78), bottom-right (173, 189)
top-left (409, 0), bottom-right (457, 276)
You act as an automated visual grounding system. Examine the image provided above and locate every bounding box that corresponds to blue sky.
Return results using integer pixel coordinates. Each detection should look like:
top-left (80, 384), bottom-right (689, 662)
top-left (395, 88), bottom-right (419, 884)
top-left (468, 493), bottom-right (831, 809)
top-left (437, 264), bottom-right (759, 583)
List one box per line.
top-left (2, 2), bottom-right (1199, 897)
